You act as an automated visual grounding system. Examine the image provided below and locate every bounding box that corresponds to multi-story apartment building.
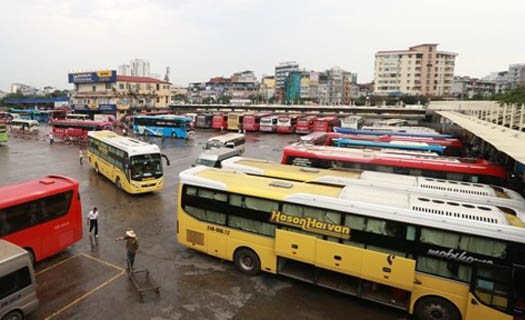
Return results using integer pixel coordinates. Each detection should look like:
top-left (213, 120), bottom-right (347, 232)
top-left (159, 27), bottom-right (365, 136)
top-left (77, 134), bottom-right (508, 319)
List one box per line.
top-left (130, 59), bottom-right (150, 77)
top-left (374, 44), bottom-right (457, 97)
top-left (260, 76), bottom-right (276, 101)
top-left (69, 70), bottom-right (171, 119)
top-left (284, 71), bottom-right (302, 103)
top-left (508, 64), bottom-right (525, 89)
top-left (275, 61), bottom-right (299, 101)
top-left (452, 76), bottom-right (496, 99)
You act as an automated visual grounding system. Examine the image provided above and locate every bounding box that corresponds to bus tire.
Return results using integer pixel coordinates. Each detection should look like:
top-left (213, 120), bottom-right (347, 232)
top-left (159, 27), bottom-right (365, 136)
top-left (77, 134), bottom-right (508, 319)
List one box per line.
top-left (234, 248), bottom-right (260, 276)
top-left (414, 296), bottom-right (460, 320)
top-left (116, 177), bottom-right (122, 189)
top-left (2, 310), bottom-right (23, 320)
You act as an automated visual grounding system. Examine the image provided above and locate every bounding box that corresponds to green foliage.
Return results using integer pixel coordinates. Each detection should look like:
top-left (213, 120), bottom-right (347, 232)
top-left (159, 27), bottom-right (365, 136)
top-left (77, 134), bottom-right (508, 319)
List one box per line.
top-left (492, 85), bottom-right (525, 104)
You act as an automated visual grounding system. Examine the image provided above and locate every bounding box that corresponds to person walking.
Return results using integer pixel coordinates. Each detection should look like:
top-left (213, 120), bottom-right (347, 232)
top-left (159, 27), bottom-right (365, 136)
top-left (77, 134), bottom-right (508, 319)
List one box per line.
top-left (115, 230), bottom-right (139, 270)
top-left (87, 207), bottom-right (99, 238)
top-left (79, 149), bottom-right (84, 166)
top-left (49, 132), bottom-right (54, 144)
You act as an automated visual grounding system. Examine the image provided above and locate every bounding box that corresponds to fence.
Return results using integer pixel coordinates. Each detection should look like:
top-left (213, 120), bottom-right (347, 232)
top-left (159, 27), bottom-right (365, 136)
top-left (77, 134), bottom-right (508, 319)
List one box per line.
top-left (429, 100), bottom-right (525, 131)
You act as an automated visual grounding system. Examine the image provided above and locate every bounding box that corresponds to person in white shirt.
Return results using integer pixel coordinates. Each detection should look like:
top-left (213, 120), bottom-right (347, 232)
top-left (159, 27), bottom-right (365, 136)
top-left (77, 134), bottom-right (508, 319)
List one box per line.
top-left (87, 207), bottom-right (99, 237)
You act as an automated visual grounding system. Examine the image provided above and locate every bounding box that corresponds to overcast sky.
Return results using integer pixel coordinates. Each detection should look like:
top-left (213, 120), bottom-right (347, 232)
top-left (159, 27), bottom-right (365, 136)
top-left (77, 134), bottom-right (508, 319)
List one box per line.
top-left (1, 0), bottom-right (523, 91)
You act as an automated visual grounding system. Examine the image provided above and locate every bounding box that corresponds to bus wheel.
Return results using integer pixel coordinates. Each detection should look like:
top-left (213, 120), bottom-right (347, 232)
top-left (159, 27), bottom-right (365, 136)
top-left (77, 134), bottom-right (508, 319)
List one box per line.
top-left (414, 296), bottom-right (460, 320)
top-left (2, 310), bottom-right (23, 320)
top-left (116, 177), bottom-right (122, 189)
top-left (234, 248), bottom-right (260, 276)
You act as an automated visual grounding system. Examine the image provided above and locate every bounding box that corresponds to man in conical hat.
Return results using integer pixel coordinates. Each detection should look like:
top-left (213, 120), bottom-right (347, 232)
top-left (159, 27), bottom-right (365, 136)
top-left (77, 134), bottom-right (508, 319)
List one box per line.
top-left (115, 229), bottom-right (139, 270)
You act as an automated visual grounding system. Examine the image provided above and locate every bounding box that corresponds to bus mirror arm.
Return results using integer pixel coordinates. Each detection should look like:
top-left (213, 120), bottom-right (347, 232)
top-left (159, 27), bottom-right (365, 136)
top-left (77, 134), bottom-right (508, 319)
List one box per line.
top-left (162, 154), bottom-right (171, 166)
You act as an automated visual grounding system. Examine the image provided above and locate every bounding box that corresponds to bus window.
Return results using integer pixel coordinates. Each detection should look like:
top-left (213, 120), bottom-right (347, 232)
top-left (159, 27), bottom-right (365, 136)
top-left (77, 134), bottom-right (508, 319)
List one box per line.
top-left (0, 267), bottom-right (32, 300)
top-left (472, 265), bottom-right (512, 311)
top-left (458, 235), bottom-right (507, 259)
top-left (417, 256), bottom-right (472, 282)
top-left (365, 218), bottom-right (404, 238)
top-left (0, 192), bottom-right (72, 237)
top-left (228, 215), bottom-right (275, 237)
top-left (446, 172), bottom-right (464, 181)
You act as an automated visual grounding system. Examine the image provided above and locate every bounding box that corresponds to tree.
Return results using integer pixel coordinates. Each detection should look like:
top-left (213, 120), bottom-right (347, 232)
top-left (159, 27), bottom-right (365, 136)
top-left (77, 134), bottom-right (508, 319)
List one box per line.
top-left (492, 84), bottom-right (525, 105)
top-left (202, 97), bottom-right (215, 104)
top-left (217, 95), bottom-right (231, 104)
top-left (172, 94), bottom-right (188, 103)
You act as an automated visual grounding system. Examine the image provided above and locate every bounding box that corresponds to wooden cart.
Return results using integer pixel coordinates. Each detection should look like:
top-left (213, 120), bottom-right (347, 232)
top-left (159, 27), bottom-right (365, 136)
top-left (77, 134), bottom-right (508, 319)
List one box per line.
top-left (127, 260), bottom-right (160, 302)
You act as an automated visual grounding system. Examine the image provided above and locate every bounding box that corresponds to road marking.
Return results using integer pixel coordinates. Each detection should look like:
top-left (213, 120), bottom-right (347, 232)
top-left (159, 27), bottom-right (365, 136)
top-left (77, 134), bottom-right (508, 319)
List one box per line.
top-left (79, 252), bottom-right (126, 271)
top-left (44, 270), bottom-right (125, 320)
top-left (36, 254), bottom-right (81, 276)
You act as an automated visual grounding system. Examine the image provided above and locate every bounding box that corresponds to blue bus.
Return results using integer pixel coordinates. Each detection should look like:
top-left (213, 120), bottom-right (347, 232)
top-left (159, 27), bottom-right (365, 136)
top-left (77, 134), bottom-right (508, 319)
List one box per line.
top-left (335, 138), bottom-right (445, 154)
top-left (9, 109), bottom-right (49, 123)
top-left (133, 115), bottom-right (193, 138)
top-left (334, 127), bottom-right (454, 139)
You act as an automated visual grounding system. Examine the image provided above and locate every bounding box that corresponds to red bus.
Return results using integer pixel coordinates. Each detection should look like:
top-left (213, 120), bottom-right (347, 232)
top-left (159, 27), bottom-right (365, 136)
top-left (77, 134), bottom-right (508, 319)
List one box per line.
top-left (0, 175), bottom-right (83, 263)
top-left (296, 116), bottom-right (317, 134)
top-left (243, 112), bottom-right (271, 132)
top-left (313, 116), bottom-right (340, 132)
top-left (52, 119), bottom-right (113, 143)
top-left (281, 143), bottom-right (507, 185)
top-left (313, 132), bottom-right (464, 155)
top-left (212, 113), bottom-right (228, 130)
top-left (277, 114), bottom-right (302, 133)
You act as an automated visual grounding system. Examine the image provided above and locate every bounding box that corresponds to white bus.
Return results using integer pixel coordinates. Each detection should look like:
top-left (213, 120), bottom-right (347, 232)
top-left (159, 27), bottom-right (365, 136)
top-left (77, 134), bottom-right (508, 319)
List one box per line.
top-left (220, 157), bottom-right (525, 216)
top-left (0, 240), bottom-right (39, 320)
top-left (9, 119), bottom-right (39, 133)
top-left (205, 133), bottom-right (245, 153)
top-left (340, 116), bottom-right (364, 130)
top-left (260, 116), bottom-right (279, 132)
top-left (87, 130), bottom-right (170, 194)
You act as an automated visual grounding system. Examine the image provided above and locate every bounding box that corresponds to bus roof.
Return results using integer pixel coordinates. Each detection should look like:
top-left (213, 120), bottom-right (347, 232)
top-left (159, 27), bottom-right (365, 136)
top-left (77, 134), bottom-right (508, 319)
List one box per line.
top-left (0, 175), bottom-right (78, 209)
top-left (134, 115), bottom-right (191, 121)
top-left (221, 156), bottom-right (518, 202)
top-left (208, 133), bottom-right (244, 142)
top-left (11, 119), bottom-right (39, 125)
top-left (0, 240), bottom-right (27, 264)
top-left (284, 143), bottom-right (501, 167)
top-left (180, 167), bottom-right (525, 243)
top-left (88, 130), bottom-right (160, 157)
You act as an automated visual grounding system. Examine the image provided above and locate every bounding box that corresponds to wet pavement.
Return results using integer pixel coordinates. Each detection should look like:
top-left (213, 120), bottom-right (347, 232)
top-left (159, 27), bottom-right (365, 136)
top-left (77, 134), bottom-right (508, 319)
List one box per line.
top-left (0, 126), bottom-right (407, 320)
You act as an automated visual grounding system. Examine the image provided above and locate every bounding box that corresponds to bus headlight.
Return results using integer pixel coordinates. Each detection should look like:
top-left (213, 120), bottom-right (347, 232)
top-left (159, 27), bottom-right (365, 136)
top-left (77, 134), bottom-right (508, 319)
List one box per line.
top-left (131, 183), bottom-right (140, 188)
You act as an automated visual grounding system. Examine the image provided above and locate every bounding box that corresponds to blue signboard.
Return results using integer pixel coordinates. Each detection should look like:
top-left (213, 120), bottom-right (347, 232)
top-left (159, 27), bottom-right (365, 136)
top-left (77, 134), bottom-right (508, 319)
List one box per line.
top-left (72, 104), bottom-right (89, 111)
top-left (68, 70), bottom-right (117, 84)
top-left (99, 104), bottom-right (117, 112)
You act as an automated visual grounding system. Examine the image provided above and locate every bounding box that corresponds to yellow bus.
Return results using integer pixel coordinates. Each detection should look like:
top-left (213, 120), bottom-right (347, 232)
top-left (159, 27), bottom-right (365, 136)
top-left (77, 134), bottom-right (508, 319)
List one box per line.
top-left (177, 166), bottom-right (525, 320)
top-left (87, 130), bottom-right (170, 194)
top-left (227, 112), bottom-right (247, 131)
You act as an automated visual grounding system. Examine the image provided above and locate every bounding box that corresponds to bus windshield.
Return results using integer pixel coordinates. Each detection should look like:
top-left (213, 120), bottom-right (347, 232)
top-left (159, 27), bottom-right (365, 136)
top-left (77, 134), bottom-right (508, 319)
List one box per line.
top-left (130, 154), bottom-right (162, 180)
top-left (206, 140), bottom-right (224, 149)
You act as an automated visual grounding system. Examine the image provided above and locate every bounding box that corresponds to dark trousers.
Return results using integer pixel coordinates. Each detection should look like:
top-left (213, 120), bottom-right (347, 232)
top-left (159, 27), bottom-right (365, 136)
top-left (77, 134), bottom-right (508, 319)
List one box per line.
top-left (80, 157), bottom-right (83, 165)
top-left (127, 251), bottom-right (136, 269)
top-left (89, 219), bottom-right (98, 236)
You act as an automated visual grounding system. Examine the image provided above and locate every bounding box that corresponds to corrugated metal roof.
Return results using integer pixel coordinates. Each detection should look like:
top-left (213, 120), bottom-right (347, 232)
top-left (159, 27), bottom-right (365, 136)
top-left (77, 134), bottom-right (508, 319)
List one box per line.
top-left (438, 111), bottom-right (525, 164)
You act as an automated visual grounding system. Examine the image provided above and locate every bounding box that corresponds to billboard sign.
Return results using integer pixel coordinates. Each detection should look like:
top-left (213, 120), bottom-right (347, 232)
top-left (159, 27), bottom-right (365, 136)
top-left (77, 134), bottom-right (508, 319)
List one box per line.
top-left (68, 70), bottom-right (117, 84)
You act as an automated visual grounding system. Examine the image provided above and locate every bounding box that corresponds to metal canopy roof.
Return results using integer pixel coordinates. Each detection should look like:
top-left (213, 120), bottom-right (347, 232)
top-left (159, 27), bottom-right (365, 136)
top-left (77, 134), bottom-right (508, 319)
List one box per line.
top-left (438, 111), bottom-right (525, 164)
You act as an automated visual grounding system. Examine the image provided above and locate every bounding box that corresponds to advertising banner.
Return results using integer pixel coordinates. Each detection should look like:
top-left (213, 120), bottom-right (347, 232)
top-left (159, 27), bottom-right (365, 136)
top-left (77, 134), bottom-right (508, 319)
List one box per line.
top-left (68, 70), bottom-right (117, 84)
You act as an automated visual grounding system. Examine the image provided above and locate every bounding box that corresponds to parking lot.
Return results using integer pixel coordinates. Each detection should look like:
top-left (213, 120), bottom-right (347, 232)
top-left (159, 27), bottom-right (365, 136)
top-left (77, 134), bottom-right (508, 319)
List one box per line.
top-left (0, 127), bottom-right (406, 320)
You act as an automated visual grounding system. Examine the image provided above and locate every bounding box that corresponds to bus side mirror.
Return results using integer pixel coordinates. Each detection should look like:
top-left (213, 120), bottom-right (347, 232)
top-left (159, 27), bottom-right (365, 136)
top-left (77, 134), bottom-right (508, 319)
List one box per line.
top-left (162, 154), bottom-right (170, 166)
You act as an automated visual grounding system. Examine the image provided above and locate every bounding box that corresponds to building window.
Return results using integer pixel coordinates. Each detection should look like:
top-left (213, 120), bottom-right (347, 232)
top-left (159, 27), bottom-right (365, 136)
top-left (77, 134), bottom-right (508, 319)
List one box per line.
top-left (105, 83), bottom-right (112, 90)
top-left (92, 86), bottom-right (96, 92)
top-left (119, 83), bottom-right (124, 90)
top-left (156, 84), bottom-right (160, 90)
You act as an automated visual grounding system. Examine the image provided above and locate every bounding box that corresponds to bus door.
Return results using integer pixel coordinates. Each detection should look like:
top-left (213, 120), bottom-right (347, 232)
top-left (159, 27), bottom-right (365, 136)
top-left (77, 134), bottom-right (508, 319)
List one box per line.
top-left (467, 263), bottom-right (521, 320)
